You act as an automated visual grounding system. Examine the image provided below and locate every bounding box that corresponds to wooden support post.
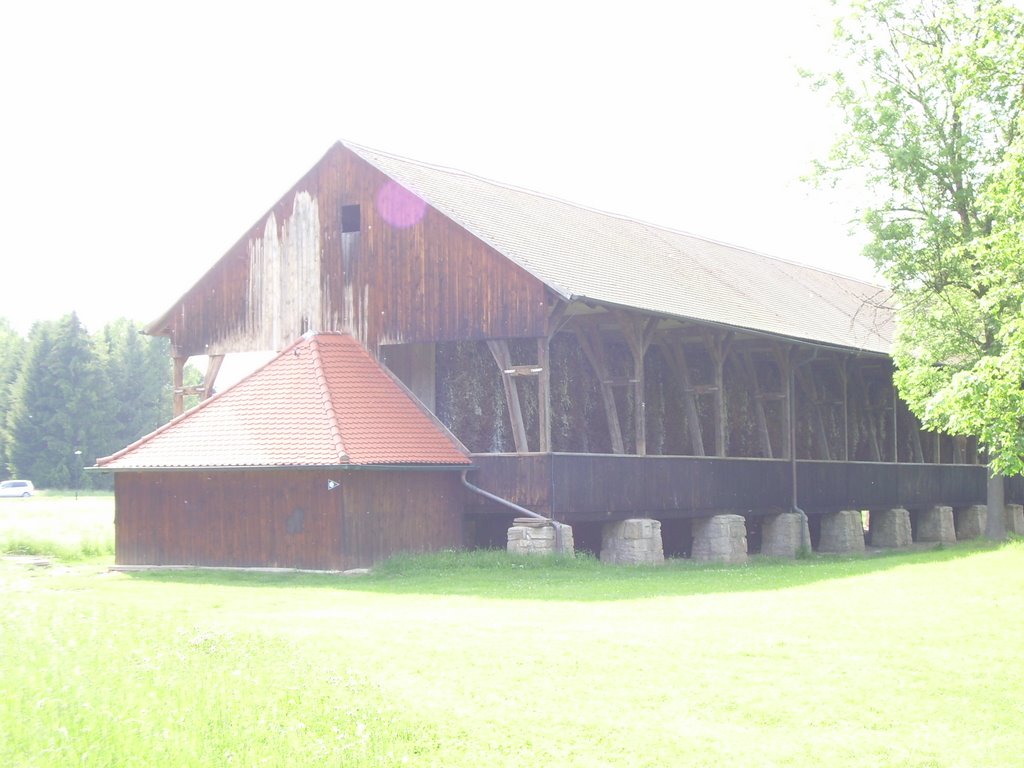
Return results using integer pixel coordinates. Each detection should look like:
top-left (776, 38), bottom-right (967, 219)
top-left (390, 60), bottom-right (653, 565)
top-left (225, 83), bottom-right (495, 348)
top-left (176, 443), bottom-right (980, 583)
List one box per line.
top-left (540, 300), bottom-right (567, 456)
top-left (577, 327), bottom-right (625, 455)
top-left (851, 367), bottom-right (882, 461)
top-left (898, 399), bottom-right (925, 463)
top-left (773, 345), bottom-right (792, 460)
top-left (794, 363), bottom-right (832, 461)
top-left (705, 331), bottom-right (733, 457)
top-left (952, 435), bottom-right (966, 464)
top-left (486, 340), bottom-right (529, 454)
top-left (891, 381), bottom-right (899, 463)
top-left (204, 355), bottom-right (225, 402)
top-left (837, 357), bottom-right (850, 461)
top-left (741, 351), bottom-right (773, 458)
top-left (172, 356), bottom-right (188, 418)
top-left (536, 337), bottom-right (551, 454)
top-left (615, 312), bottom-right (658, 457)
top-left (910, 415), bottom-right (924, 464)
top-left (660, 341), bottom-right (705, 457)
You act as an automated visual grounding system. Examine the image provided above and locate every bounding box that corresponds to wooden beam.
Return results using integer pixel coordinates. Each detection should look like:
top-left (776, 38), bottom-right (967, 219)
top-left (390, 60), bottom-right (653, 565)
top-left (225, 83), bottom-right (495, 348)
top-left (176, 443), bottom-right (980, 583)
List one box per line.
top-left (486, 340), bottom-right (529, 454)
top-left (906, 403), bottom-right (925, 463)
top-left (795, 363), bottom-right (832, 461)
top-left (658, 341), bottom-right (705, 457)
top-left (172, 356), bottom-right (187, 418)
top-left (536, 337), bottom-right (551, 454)
top-left (892, 380), bottom-right (899, 463)
top-left (536, 298), bottom-right (565, 456)
top-left (615, 312), bottom-right (658, 457)
top-left (952, 435), bottom-right (966, 464)
top-left (836, 357), bottom-right (850, 461)
top-left (772, 344), bottom-right (792, 460)
top-left (705, 331), bottom-right (733, 457)
top-left (577, 326), bottom-right (625, 455)
top-left (741, 351), bottom-right (773, 458)
top-left (851, 366), bottom-right (882, 461)
top-left (203, 355), bottom-right (224, 402)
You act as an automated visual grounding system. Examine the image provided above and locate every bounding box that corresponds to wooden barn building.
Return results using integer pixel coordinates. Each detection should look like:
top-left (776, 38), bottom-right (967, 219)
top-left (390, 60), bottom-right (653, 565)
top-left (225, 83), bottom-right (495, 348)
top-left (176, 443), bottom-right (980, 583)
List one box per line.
top-left (99, 140), bottom-right (1023, 568)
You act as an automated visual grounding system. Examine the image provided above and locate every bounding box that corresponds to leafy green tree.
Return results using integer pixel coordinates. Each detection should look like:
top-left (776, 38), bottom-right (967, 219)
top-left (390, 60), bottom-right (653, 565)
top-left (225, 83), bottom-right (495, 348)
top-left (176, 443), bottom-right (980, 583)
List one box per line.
top-left (812, 0), bottom-right (1024, 535)
top-left (0, 318), bottom-right (26, 479)
top-left (8, 314), bottom-right (109, 489)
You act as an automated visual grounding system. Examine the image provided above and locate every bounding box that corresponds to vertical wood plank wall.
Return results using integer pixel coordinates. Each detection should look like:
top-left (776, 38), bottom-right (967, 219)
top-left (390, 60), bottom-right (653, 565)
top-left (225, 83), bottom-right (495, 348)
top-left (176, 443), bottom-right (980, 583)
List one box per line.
top-left (115, 470), bottom-right (463, 570)
top-left (158, 144), bottom-right (552, 357)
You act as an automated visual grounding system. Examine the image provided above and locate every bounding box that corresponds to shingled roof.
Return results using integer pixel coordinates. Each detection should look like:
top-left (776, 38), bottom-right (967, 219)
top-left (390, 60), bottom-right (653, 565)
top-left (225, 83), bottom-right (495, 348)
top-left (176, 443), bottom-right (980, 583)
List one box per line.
top-left (344, 141), bottom-right (895, 354)
top-left (96, 332), bottom-right (471, 470)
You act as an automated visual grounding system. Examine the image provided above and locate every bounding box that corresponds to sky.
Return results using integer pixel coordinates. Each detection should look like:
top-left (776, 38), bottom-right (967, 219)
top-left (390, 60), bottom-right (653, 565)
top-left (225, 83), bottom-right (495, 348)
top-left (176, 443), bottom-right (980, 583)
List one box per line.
top-left (1, 0), bottom-right (879, 339)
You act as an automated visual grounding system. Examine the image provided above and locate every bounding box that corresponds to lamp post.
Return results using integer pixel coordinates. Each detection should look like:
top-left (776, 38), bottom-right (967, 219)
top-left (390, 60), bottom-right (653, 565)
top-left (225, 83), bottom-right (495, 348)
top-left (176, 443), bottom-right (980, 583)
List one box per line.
top-left (73, 450), bottom-right (82, 500)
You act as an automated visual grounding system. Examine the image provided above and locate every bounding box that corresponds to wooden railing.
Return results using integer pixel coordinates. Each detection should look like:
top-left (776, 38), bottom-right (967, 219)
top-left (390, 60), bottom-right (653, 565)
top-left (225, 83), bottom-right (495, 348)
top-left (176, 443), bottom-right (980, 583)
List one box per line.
top-left (467, 454), bottom-right (1004, 522)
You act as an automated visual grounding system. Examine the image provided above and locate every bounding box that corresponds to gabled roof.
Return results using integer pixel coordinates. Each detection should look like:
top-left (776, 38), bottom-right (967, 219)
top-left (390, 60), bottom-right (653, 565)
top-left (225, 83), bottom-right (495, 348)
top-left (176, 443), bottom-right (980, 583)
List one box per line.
top-left (96, 333), bottom-right (471, 470)
top-left (344, 141), bottom-right (895, 354)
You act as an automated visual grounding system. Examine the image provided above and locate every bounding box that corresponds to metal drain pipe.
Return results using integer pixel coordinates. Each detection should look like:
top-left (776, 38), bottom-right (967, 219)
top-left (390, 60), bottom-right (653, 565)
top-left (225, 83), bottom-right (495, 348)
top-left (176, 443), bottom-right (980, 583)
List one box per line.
top-left (460, 470), bottom-right (570, 554)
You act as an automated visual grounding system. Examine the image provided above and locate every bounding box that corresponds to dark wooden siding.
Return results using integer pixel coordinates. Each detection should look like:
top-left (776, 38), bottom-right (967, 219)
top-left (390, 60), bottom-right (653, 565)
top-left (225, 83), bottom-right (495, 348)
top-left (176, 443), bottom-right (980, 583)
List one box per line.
top-left (114, 469), bottom-right (463, 570)
top-left (319, 148), bottom-right (552, 348)
top-left (157, 143), bottom-right (551, 357)
top-left (338, 470), bottom-right (464, 568)
top-left (797, 461), bottom-right (988, 511)
top-left (1006, 475), bottom-right (1024, 504)
top-left (467, 454), bottom-right (991, 522)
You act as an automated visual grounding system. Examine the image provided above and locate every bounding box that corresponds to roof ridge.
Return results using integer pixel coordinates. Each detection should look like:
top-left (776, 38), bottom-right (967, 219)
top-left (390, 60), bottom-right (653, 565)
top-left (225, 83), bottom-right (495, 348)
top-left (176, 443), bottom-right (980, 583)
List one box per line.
top-left (307, 334), bottom-right (349, 464)
top-left (342, 138), bottom-right (885, 290)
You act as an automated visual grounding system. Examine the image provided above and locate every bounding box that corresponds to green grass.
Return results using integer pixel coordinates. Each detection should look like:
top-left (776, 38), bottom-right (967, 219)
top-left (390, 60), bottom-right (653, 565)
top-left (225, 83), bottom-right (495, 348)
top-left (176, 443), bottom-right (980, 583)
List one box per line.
top-left (0, 492), bottom-right (114, 560)
top-left (1, 502), bottom-right (1022, 767)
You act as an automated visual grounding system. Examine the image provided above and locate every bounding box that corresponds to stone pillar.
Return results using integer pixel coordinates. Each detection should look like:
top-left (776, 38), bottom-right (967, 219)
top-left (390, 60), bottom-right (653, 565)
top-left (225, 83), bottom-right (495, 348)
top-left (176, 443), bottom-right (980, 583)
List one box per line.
top-left (691, 514), bottom-right (748, 564)
top-left (600, 519), bottom-right (664, 565)
top-left (916, 505), bottom-right (956, 544)
top-left (818, 510), bottom-right (865, 554)
top-left (760, 512), bottom-right (809, 558)
top-left (870, 507), bottom-right (912, 548)
top-left (507, 519), bottom-right (574, 556)
top-left (955, 505), bottom-right (987, 541)
top-left (1005, 504), bottom-right (1024, 536)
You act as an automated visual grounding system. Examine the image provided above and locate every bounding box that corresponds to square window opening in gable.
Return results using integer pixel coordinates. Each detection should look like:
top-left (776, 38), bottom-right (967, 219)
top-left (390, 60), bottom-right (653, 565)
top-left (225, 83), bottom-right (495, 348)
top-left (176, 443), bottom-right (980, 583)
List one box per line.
top-left (341, 204), bottom-right (361, 233)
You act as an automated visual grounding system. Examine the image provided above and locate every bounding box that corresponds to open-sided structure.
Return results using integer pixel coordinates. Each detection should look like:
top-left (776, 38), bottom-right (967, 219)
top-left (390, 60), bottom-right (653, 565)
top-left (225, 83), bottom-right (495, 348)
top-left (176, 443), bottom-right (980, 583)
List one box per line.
top-left (107, 140), bottom-right (1020, 567)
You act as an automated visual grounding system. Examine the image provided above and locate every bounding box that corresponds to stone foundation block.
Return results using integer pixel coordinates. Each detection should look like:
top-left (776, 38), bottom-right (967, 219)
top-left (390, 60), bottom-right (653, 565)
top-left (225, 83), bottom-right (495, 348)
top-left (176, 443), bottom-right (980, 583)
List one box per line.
top-left (818, 510), bottom-right (865, 554)
top-left (600, 518), bottom-right (664, 565)
top-left (916, 505), bottom-right (956, 544)
top-left (1004, 504), bottom-right (1024, 535)
top-left (691, 514), bottom-right (748, 564)
top-left (871, 507), bottom-right (912, 548)
top-left (955, 505), bottom-right (987, 541)
top-left (760, 512), bottom-right (809, 558)
top-left (508, 519), bottom-right (574, 556)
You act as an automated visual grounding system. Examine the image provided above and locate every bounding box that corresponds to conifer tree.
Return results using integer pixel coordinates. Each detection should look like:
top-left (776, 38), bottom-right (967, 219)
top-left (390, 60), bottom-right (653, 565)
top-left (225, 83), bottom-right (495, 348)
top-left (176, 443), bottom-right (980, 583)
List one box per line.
top-left (0, 318), bottom-right (26, 479)
top-left (8, 314), bottom-right (108, 489)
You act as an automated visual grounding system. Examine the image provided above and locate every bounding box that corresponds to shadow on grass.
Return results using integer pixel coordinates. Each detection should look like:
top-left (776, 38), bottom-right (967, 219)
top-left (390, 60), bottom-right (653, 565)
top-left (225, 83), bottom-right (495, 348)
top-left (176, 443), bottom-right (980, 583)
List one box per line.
top-left (120, 538), bottom-right (1017, 602)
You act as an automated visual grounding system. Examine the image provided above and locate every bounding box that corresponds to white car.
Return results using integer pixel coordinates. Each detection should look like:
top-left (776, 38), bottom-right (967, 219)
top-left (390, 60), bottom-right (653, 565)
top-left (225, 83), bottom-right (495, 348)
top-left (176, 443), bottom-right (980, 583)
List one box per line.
top-left (0, 480), bottom-right (35, 497)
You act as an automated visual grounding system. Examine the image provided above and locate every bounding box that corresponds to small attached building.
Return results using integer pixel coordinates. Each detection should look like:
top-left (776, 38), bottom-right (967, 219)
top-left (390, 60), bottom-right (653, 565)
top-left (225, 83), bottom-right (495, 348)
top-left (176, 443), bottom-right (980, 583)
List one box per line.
top-left (96, 332), bottom-right (471, 570)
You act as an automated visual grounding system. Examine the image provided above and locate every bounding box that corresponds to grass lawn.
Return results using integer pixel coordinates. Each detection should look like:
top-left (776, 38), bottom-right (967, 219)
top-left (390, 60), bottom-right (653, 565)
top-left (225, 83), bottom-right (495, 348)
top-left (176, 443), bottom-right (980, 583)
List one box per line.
top-left (2, 497), bottom-right (1022, 766)
top-left (0, 492), bottom-right (114, 560)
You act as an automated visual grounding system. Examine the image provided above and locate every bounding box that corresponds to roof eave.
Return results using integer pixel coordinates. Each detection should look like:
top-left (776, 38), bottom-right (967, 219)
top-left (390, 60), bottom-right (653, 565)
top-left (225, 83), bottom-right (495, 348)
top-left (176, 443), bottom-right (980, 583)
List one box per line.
top-left (90, 461), bottom-right (474, 473)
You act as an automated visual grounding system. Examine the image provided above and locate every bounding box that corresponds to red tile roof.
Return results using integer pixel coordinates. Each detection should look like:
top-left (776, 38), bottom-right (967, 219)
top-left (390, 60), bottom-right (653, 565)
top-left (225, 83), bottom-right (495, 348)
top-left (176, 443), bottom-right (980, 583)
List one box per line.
top-left (97, 333), bottom-right (471, 470)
